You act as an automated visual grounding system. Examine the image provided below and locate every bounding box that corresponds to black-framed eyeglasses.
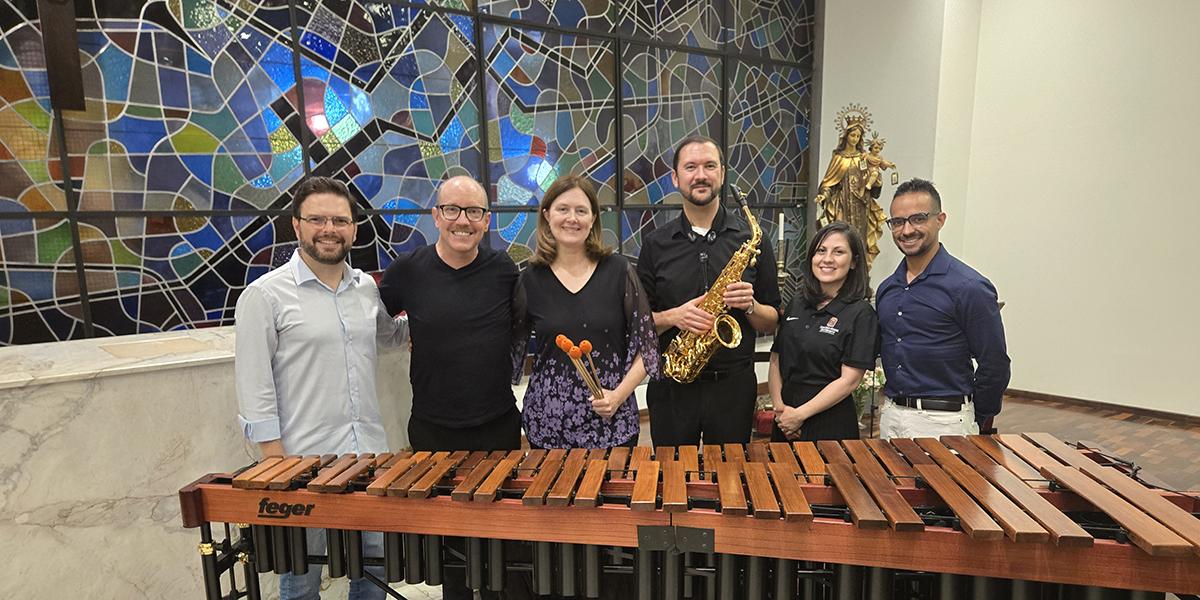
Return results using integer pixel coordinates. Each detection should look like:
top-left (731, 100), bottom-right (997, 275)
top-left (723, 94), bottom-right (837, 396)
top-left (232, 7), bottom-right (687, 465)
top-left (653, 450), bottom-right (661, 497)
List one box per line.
top-left (885, 212), bottom-right (939, 230)
top-left (299, 215), bottom-right (354, 228)
top-left (436, 204), bottom-right (488, 222)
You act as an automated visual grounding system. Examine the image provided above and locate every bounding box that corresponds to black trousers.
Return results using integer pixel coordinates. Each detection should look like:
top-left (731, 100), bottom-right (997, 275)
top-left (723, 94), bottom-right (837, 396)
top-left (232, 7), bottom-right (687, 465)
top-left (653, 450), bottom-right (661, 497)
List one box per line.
top-left (646, 365), bottom-right (757, 447)
top-left (408, 406), bottom-right (522, 600)
top-left (407, 404), bottom-right (522, 453)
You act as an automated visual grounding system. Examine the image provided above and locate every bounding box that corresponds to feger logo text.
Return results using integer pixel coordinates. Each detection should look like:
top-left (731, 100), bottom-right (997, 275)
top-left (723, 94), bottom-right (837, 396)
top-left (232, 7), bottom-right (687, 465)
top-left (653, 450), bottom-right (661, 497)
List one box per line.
top-left (258, 497), bottom-right (315, 519)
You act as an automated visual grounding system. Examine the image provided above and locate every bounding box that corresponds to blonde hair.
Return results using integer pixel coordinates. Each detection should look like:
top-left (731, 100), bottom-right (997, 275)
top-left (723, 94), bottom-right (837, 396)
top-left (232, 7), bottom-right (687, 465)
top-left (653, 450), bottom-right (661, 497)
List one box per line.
top-left (530, 174), bottom-right (612, 266)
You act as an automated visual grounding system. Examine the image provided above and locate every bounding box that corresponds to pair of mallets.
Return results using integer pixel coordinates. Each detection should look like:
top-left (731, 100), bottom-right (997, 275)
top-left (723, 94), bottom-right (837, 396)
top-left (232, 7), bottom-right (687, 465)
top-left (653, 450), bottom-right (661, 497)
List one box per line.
top-left (555, 334), bottom-right (603, 398)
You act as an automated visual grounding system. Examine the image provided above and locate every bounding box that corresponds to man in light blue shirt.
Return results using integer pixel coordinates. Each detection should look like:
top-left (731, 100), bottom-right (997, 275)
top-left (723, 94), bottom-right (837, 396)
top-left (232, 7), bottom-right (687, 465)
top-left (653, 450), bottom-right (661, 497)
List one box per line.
top-left (235, 176), bottom-right (406, 600)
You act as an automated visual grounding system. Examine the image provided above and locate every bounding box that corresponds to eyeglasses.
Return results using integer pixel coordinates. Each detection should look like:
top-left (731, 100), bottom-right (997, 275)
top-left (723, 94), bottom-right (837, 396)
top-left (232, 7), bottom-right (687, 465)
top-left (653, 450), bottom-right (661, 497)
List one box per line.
top-left (436, 204), bottom-right (488, 222)
top-left (299, 215), bottom-right (354, 228)
top-left (885, 212), bottom-right (939, 230)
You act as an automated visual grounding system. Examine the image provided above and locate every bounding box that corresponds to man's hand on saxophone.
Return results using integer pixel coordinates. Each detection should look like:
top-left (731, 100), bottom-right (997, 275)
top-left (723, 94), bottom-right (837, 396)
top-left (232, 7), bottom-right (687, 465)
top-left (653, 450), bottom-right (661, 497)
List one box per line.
top-left (725, 281), bottom-right (779, 333)
top-left (653, 294), bottom-right (715, 335)
top-left (722, 281), bottom-right (755, 311)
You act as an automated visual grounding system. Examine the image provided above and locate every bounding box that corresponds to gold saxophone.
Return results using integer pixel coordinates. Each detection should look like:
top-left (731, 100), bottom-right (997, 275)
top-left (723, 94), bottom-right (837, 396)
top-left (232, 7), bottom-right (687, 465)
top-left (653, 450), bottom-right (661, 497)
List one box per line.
top-left (663, 186), bottom-right (762, 383)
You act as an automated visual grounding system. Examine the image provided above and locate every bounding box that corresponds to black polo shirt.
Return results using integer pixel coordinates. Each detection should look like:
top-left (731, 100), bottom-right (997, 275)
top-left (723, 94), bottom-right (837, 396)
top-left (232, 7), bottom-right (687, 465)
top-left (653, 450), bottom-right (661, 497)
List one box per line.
top-left (772, 296), bottom-right (879, 393)
top-left (770, 295), bottom-right (879, 440)
top-left (637, 206), bottom-right (781, 372)
top-left (378, 244), bottom-right (520, 428)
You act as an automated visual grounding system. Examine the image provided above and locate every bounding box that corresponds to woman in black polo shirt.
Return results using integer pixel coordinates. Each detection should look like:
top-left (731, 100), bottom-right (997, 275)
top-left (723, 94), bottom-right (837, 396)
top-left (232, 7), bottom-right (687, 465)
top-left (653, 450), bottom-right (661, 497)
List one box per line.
top-left (769, 221), bottom-right (879, 441)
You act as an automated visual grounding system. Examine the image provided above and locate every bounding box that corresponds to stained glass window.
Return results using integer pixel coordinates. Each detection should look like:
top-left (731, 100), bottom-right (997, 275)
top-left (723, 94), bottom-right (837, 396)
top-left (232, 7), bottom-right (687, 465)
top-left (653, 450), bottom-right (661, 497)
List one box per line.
top-left (0, 0), bottom-right (814, 345)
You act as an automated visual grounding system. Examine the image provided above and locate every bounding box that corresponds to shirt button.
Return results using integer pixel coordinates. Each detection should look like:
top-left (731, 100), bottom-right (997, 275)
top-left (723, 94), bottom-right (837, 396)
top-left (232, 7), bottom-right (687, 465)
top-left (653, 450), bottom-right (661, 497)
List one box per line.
top-left (904, 287), bottom-right (909, 291)
top-left (897, 365), bottom-right (903, 370)
top-left (897, 338), bottom-right (902, 342)
top-left (897, 311), bottom-right (903, 316)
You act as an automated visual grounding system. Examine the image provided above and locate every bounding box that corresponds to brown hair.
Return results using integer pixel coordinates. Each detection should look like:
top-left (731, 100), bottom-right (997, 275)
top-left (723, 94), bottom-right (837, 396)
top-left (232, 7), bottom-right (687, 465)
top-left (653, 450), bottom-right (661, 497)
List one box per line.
top-left (291, 176), bottom-right (358, 219)
top-left (799, 221), bottom-right (872, 305)
top-left (530, 174), bottom-right (613, 266)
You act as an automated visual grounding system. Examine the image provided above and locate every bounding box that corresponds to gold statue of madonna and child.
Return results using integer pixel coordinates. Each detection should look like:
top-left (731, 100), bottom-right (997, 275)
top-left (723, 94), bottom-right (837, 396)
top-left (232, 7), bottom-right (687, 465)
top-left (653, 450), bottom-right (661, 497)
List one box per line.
top-left (813, 103), bottom-right (898, 268)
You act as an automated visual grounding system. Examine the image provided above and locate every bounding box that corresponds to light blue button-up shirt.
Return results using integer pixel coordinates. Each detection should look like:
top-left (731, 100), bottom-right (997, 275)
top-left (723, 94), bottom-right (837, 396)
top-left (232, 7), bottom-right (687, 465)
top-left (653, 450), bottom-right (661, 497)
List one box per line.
top-left (235, 250), bottom-right (407, 456)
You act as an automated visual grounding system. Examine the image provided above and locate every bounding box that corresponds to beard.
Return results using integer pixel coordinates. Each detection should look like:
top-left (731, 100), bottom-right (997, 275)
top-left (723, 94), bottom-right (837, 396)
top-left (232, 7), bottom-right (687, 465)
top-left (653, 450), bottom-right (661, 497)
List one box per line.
top-left (300, 236), bottom-right (351, 265)
top-left (895, 231), bottom-right (935, 257)
top-left (682, 180), bottom-right (721, 207)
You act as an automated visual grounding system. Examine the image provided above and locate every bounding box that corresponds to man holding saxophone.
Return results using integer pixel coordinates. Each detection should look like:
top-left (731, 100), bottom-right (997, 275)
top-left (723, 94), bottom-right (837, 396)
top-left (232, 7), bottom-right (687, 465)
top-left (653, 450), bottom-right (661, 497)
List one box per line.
top-left (637, 135), bottom-right (781, 446)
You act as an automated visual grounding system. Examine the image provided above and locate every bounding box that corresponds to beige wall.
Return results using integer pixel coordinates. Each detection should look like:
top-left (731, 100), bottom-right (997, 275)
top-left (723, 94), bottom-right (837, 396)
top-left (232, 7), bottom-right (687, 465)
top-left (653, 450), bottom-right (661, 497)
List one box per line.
top-left (818, 0), bottom-right (954, 286)
top-left (822, 0), bottom-right (1200, 416)
top-left (964, 0), bottom-right (1200, 415)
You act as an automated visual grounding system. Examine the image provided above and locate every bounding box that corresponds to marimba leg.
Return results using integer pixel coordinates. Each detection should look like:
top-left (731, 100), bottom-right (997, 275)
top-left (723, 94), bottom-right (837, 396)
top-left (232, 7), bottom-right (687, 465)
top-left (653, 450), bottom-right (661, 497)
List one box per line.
top-left (834, 564), bottom-right (863, 600)
top-left (199, 524), bottom-right (221, 600)
top-left (681, 552), bottom-right (695, 599)
top-left (637, 547), bottom-right (656, 600)
top-left (662, 550), bottom-right (682, 600)
top-left (704, 553), bottom-right (718, 599)
top-left (798, 561), bottom-right (818, 600)
top-left (237, 525), bottom-right (262, 600)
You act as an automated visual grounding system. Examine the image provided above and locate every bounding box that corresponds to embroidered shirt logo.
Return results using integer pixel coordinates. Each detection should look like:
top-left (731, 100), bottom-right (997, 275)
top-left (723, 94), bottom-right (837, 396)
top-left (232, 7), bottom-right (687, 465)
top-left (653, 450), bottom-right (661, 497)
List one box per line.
top-left (818, 316), bottom-right (840, 336)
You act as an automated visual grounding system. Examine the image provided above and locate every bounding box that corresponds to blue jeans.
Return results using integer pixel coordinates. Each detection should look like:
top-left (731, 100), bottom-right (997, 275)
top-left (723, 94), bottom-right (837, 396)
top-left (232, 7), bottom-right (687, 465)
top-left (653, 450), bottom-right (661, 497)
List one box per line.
top-left (278, 529), bottom-right (386, 600)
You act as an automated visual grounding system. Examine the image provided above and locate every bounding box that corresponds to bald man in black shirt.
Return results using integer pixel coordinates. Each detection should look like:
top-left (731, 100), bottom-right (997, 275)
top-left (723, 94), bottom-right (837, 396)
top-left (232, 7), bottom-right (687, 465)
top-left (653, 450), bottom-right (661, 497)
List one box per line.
top-left (379, 176), bottom-right (522, 453)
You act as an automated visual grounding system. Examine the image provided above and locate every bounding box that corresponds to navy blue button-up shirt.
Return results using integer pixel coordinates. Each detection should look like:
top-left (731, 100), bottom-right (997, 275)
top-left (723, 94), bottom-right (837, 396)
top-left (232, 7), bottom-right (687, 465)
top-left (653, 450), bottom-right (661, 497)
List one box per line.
top-left (876, 245), bottom-right (1011, 422)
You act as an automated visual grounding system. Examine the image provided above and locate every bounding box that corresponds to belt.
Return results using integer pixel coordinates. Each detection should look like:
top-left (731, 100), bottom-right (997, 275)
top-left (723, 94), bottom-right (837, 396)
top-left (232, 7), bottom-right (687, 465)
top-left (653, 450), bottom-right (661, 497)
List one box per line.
top-left (890, 395), bottom-right (970, 412)
top-left (692, 366), bottom-right (750, 383)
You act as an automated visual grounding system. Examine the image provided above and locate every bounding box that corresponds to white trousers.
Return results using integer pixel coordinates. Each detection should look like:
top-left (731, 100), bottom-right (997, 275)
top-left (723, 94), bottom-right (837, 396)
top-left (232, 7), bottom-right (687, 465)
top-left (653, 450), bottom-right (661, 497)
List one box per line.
top-left (878, 398), bottom-right (979, 440)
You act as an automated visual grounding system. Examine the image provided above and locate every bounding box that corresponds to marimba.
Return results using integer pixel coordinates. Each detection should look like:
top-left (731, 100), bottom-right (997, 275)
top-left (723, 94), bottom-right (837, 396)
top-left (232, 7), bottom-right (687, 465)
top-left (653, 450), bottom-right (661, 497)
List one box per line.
top-left (179, 433), bottom-right (1200, 599)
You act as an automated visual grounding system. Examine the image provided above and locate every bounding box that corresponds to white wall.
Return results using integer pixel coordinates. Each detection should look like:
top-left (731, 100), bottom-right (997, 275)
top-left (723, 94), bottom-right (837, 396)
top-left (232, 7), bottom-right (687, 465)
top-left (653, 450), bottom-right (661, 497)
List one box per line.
top-left (821, 0), bottom-right (1200, 416)
top-left (964, 0), bottom-right (1200, 415)
top-left (817, 0), bottom-right (951, 287)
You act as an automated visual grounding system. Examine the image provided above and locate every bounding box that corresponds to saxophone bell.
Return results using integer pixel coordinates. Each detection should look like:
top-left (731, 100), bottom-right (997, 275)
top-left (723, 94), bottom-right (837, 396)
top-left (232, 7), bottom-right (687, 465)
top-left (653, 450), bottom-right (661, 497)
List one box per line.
top-left (713, 314), bottom-right (742, 349)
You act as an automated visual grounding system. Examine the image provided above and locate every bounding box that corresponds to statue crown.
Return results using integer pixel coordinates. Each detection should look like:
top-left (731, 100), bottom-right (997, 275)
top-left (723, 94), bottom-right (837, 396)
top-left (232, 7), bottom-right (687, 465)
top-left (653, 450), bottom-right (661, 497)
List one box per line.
top-left (834, 103), bottom-right (873, 136)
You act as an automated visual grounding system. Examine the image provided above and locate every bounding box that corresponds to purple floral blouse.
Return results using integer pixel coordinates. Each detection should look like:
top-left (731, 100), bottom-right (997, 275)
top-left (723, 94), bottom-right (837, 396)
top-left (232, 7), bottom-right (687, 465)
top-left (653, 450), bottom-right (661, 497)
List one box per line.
top-left (513, 254), bottom-right (660, 448)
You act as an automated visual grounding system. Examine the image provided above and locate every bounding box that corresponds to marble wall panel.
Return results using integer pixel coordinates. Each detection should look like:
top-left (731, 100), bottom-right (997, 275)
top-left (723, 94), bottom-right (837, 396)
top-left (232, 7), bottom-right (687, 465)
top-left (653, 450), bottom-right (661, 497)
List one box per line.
top-left (0, 342), bottom-right (412, 599)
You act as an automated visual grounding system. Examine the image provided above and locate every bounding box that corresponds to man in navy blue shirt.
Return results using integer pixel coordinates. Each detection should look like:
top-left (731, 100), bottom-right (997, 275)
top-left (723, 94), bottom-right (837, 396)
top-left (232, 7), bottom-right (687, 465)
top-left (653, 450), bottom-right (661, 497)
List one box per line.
top-left (876, 178), bottom-right (1010, 438)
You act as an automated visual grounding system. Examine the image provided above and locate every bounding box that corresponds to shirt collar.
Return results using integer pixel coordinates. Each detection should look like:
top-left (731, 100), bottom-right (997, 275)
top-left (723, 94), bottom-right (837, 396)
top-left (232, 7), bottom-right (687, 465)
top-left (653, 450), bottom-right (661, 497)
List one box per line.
top-left (821, 297), bottom-right (849, 315)
top-left (290, 249), bottom-right (357, 292)
top-left (673, 205), bottom-right (743, 238)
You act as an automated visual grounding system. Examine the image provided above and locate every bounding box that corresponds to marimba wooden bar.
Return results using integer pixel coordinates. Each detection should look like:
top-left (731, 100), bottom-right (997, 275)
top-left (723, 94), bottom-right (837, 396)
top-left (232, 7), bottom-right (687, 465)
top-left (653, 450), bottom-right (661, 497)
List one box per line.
top-left (180, 433), bottom-right (1200, 599)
